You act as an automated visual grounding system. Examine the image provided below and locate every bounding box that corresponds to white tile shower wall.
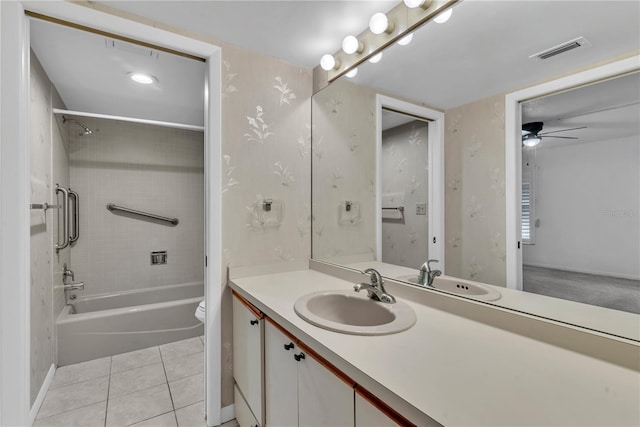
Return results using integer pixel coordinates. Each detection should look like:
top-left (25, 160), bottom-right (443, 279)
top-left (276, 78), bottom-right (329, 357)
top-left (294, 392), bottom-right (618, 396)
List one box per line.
top-left (69, 118), bottom-right (204, 296)
top-left (381, 121), bottom-right (429, 269)
top-left (30, 50), bottom-right (70, 404)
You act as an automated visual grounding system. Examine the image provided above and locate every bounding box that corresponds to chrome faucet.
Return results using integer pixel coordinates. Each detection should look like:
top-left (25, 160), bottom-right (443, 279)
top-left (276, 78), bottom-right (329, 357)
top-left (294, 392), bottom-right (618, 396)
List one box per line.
top-left (354, 268), bottom-right (396, 304)
top-left (63, 263), bottom-right (74, 282)
top-left (62, 263), bottom-right (84, 292)
top-left (418, 259), bottom-right (441, 287)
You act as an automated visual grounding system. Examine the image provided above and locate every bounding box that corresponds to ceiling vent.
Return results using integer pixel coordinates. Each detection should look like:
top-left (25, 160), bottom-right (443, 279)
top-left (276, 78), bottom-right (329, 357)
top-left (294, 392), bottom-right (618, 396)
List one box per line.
top-left (529, 37), bottom-right (591, 61)
top-left (105, 38), bottom-right (159, 59)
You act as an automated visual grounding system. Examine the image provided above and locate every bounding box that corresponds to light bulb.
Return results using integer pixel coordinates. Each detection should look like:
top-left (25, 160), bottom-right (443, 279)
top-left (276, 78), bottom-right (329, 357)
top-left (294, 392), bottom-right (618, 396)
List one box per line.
top-left (129, 73), bottom-right (155, 84)
top-left (397, 33), bottom-right (413, 46)
top-left (434, 8), bottom-right (453, 24)
top-left (369, 52), bottom-right (383, 63)
top-left (522, 134), bottom-right (541, 147)
top-left (404, 0), bottom-right (430, 9)
top-left (369, 13), bottom-right (393, 35)
top-left (345, 68), bottom-right (358, 78)
top-left (320, 54), bottom-right (337, 71)
top-left (342, 35), bottom-right (363, 54)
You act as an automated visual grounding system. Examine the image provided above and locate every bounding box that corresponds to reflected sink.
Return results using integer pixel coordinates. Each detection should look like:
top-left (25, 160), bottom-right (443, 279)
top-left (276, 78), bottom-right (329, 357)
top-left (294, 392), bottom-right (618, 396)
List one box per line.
top-left (396, 275), bottom-right (502, 301)
top-left (294, 290), bottom-right (416, 335)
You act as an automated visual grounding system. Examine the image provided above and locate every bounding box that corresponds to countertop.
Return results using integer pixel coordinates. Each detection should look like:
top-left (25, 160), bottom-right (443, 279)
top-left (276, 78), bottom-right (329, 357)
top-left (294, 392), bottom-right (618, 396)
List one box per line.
top-left (230, 267), bottom-right (640, 426)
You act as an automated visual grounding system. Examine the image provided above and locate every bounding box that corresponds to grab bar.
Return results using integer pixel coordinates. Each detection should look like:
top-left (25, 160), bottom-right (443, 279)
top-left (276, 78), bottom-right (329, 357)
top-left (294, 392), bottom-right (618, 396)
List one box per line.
top-left (55, 184), bottom-right (69, 252)
top-left (68, 189), bottom-right (79, 243)
top-left (382, 206), bottom-right (405, 212)
top-left (107, 203), bottom-right (179, 226)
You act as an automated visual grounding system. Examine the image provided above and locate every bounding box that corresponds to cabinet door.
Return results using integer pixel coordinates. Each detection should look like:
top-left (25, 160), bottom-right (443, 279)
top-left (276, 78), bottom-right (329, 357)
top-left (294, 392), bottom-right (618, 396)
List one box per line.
top-left (297, 351), bottom-right (354, 427)
top-left (355, 393), bottom-right (399, 426)
top-left (232, 296), bottom-right (263, 424)
top-left (235, 385), bottom-right (260, 427)
top-left (264, 321), bottom-right (299, 426)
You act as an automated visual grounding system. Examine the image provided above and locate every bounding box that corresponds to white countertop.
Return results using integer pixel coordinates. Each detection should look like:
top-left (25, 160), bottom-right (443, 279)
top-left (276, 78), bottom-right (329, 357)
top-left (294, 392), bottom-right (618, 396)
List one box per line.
top-left (345, 260), bottom-right (640, 341)
top-left (230, 267), bottom-right (640, 426)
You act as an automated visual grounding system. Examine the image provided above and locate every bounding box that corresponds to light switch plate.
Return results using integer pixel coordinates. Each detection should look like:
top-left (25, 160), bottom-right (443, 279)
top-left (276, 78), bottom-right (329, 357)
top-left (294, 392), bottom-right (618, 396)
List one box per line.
top-left (416, 204), bottom-right (427, 215)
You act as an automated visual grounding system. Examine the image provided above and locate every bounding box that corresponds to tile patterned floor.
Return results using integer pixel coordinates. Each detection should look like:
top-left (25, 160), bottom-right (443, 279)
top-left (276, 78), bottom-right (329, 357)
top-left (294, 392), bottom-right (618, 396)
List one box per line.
top-left (35, 336), bottom-right (238, 427)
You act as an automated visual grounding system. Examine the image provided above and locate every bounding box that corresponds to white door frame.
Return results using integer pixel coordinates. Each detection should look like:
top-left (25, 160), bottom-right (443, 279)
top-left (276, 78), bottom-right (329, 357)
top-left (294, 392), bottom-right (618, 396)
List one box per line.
top-left (0, 2), bottom-right (223, 425)
top-left (504, 55), bottom-right (640, 290)
top-left (375, 95), bottom-right (445, 269)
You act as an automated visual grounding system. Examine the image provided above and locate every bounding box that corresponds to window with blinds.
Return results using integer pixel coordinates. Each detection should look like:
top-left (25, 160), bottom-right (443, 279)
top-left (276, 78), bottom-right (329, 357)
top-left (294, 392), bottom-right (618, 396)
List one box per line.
top-left (522, 180), bottom-right (534, 244)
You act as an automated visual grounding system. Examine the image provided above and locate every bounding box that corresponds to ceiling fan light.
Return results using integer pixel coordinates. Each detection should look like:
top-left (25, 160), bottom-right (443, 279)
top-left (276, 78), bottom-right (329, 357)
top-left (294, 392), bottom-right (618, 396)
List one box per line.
top-left (522, 134), bottom-right (542, 147)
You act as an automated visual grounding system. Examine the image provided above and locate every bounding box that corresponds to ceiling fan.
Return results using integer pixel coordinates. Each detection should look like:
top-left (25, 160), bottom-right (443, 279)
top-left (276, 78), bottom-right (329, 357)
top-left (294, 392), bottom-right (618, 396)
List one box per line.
top-left (521, 122), bottom-right (587, 147)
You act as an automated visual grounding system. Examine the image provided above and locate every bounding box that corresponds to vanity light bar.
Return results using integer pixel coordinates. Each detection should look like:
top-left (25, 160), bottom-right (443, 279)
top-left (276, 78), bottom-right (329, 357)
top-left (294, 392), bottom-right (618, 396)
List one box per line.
top-left (316, 0), bottom-right (461, 86)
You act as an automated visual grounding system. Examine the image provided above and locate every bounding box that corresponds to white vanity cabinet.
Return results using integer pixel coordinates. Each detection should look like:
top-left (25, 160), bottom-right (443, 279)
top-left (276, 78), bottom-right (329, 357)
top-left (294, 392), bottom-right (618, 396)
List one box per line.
top-left (354, 390), bottom-right (408, 426)
top-left (264, 320), bottom-right (355, 426)
top-left (232, 292), bottom-right (264, 426)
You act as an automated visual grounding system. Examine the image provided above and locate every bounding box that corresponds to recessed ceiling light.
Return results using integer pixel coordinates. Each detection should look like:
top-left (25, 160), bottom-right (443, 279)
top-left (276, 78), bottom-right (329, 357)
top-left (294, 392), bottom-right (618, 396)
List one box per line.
top-left (129, 73), bottom-right (156, 85)
top-left (434, 8), bottom-right (453, 24)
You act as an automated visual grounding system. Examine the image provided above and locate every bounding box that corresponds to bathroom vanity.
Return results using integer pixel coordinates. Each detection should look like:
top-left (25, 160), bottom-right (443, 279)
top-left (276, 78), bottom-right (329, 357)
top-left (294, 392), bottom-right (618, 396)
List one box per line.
top-left (229, 261), bottom-right (640, 426)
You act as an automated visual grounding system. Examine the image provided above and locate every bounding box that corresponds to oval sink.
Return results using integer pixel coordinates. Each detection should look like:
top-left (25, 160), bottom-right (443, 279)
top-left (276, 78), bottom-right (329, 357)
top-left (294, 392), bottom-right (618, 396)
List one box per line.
top-left (396, 275), bottom-right (501, 301)
top-left (294, 290), bottom-right (416, 335)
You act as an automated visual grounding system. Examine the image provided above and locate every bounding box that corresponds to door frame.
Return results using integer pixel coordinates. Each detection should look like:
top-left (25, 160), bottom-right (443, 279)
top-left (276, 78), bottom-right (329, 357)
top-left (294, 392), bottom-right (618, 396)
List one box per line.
top-left (504, 55), bottom-right (640, 290)
top-left (375, 95), bottom-right (445, 269)
top-left (0, 2), bottom-right (223, 425)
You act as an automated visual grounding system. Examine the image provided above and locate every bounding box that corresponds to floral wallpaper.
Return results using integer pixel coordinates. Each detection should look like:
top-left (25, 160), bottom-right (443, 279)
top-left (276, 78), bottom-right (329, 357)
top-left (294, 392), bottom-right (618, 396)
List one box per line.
top-left (220, 46), bottom-right (312, 405)
top-left (381, 120), bottom-right (429, 269)
top-left (311, 78), bottom-right (377, 262)
top-left (444, 93), bottom-right (507, 286)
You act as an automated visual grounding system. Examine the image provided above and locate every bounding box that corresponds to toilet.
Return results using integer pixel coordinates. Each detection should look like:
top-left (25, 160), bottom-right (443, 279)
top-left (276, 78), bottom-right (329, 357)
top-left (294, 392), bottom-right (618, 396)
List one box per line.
top-left (195, 299), bottom-right (205, 323)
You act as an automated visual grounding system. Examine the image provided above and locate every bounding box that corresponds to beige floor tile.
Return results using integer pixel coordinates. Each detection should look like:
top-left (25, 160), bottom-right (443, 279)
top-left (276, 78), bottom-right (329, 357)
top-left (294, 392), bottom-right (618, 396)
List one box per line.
top-left (50, 357), bottom-right (111, 389)
top-left (160, 338), bottom-right (203, 361)
top-left (164, 352), bottom-right (204, 382)
top-left (109, 363), bottom-right (167, 398)
top-left (111, 346), bottom-right (161, 374)
top-left (106, 383), bottom-right (173, 427)
top-left (130, 411), bottom-right (177, 427)
top-left (168, 373), bottom-right (204, 410)
top-left (33, 401), bottom-right (106, 427)
top-left (175, 401), bottom-right (206, 427)
top-left (37, 376), bottom-right (109, 420)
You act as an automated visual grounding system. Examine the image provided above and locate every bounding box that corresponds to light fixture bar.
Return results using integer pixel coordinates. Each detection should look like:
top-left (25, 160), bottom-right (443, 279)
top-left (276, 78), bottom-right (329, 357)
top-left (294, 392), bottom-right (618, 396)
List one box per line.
top-left (316, 0), bottom-right (461, 86)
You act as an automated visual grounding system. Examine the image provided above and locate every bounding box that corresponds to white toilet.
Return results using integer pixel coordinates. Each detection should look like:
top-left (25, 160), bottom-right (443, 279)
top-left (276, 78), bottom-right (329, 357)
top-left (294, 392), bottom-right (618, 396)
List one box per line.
top-left (195, 299), bottom-right (205, 323)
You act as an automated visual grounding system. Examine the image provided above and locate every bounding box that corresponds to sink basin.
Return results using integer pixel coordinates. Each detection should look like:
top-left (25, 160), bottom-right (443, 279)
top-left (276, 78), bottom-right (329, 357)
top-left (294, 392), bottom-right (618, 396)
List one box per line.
top-left (294, 290), bottom-right (416, 335)
top-left (396, 275), bottom-right (502, 301)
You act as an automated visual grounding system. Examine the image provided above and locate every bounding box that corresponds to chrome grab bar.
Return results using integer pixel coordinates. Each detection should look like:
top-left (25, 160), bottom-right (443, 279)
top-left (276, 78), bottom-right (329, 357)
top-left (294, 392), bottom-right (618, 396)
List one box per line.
top-left (55, 184), bottom-right (69, 252)
top-left (68, 189), bottom-right (79, 243)
top-left (107, 203), bottom-right (179, 226)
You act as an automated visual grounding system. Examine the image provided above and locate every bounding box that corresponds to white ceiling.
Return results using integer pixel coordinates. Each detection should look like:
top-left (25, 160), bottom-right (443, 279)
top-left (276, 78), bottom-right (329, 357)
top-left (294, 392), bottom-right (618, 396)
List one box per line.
top-left (522, 72), bottom-right (640, 147)
top-left (30, 18), bottom-right (206, 127)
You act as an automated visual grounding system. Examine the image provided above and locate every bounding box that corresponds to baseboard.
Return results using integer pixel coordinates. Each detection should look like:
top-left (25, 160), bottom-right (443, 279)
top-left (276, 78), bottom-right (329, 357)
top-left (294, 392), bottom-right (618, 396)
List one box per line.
top-left (29, 363), bottom-right (56, 423)
top-left (220, 404), bottom-right (234, 423)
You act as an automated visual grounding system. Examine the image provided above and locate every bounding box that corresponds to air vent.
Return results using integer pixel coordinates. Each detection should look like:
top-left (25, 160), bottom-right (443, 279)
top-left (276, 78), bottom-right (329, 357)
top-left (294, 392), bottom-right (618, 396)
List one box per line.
top-left (529, 37), bottom-right (591, 61)
top-left (105, 38), bottom-right (159, 59)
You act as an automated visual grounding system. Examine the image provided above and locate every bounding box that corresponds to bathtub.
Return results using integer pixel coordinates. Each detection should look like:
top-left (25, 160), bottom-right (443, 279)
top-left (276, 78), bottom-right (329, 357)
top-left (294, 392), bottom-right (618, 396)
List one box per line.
top-left (57, 281), bottom-right (204, 366)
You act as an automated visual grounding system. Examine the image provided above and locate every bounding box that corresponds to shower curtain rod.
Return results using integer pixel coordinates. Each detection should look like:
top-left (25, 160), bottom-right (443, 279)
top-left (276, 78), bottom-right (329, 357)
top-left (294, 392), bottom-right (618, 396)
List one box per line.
top-left (52, 108), bottom-right (205, 132)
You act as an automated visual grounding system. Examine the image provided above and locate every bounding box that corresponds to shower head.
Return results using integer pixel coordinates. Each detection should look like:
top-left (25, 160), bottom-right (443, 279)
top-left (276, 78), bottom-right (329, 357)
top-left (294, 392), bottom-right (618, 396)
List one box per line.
top-left (62, 116), bottom-right (97, 136)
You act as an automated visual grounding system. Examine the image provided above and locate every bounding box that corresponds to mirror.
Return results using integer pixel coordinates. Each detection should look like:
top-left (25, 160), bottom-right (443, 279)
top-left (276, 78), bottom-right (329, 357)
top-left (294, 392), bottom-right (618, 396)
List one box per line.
top-left (311, 0), bottom-right (640, 340)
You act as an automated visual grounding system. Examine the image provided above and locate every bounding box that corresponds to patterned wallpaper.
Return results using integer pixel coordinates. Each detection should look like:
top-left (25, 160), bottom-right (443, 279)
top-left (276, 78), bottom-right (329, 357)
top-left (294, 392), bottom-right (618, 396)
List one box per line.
top-left (444, 93), bottom-right (507, 287)
top-left (311, 78), bottom-right (377, 262)
top-left (381, 120), bottom-right (429, 269)
top-left (219, 46), bottom-right (312, 405)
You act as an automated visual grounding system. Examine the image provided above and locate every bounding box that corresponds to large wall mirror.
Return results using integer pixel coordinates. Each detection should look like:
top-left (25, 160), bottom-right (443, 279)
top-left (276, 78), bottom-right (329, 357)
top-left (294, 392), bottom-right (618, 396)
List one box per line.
top-left (311, 0), bottom-right (639, 341)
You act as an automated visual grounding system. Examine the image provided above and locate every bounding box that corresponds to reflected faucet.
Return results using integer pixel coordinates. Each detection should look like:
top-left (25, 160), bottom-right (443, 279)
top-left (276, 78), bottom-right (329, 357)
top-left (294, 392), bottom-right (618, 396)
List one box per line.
top-left (62, 263), bottom-right (84, 294)
top-left (354, 268), bottom-right (396, 304)
top-left (418, 259), bottom-right (441, 287)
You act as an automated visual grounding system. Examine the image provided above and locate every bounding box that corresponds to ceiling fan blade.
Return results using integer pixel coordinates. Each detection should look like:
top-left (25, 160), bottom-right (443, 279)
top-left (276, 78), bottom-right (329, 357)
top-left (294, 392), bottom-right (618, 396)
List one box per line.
top-left (539, 126), bottom-right (587, 135)
top-left (542, 135), bottom-right (579, 140)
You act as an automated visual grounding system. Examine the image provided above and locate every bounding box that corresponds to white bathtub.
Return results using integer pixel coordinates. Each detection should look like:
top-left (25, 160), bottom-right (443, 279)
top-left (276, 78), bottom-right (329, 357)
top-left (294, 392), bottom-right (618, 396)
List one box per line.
top-left (57, 281), bottom-right (204, 366)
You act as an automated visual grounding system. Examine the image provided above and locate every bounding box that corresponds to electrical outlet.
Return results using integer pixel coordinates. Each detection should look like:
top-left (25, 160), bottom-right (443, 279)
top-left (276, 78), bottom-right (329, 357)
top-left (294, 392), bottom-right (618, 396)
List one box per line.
top-left (416, 204), bottom-right (427, 215)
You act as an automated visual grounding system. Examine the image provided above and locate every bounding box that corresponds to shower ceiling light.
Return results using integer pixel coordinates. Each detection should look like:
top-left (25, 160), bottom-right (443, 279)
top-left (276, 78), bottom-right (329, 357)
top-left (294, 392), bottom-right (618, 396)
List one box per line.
top-left (397, 33), bottom-right (413, 46)
top-left (369, 13), bottom-right (394, 35)
top-left (369, 52), bottom-right (383, 63)
top-left (434, 7), bottom-right (453, 24)
top-left (320, 54), bottom-right (340, 71)
top-left (342, 35), bottom-right (364, 55)
top-left (345, 68), bottom-right (358, 78)
top-left (129, 73), bottom-right (156, 85)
